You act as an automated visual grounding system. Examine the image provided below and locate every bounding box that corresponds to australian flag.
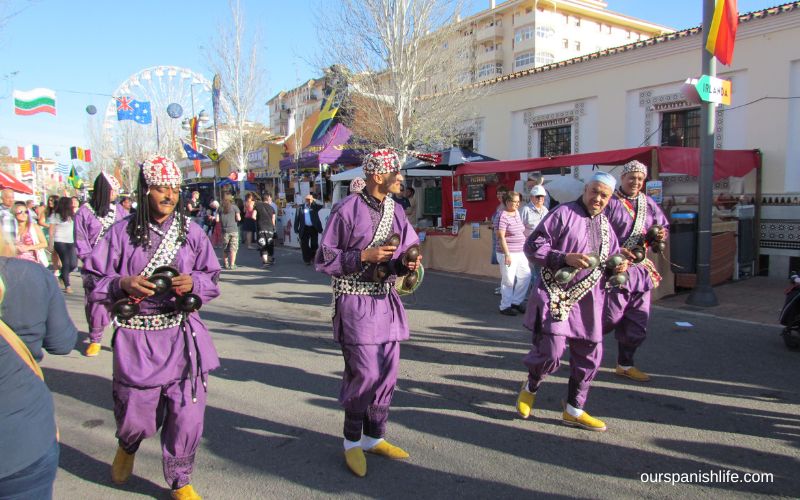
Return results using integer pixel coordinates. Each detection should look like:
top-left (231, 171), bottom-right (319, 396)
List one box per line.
top-left (116, 96), bottom-right (152, 124)
top-left (182, 140), bottom-right (208, 160)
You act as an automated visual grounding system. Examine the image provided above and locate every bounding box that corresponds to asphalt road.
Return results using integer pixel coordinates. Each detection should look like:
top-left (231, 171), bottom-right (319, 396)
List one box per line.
top-left (43, 245), bottom-right (800, 499)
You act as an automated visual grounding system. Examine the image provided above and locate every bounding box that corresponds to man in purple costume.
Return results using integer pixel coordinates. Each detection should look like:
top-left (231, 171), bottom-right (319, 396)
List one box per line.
top-left (75, 172), bottom-right (128, 357)
top-left (515, 171), bottom-right (628, 432)
top-left (315, 148), bottom-right (422, 478)
top-left (603, 160), bottom-right (669, 382)
top-left (84, 155), bottom-right (219, 500)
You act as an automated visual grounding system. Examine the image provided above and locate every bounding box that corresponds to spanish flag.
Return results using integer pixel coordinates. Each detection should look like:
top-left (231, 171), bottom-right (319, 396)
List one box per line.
top-left (705, 0), bottom-right (738, 66)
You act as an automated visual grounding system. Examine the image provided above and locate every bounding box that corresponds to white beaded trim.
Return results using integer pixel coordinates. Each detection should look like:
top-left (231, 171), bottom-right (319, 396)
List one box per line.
top-left (85, 203), bottom-right (118, 245)
top-left (115, 310), bottom-right (183, 331)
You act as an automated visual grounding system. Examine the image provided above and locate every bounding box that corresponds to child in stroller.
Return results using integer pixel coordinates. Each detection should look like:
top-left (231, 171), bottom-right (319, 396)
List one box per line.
top-left (779, 272), bottom-right (800, 350)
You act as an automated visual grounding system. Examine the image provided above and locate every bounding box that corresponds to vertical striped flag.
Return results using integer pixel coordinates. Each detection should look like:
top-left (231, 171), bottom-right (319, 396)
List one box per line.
top-left (705, 0), bottom-right (738, 66)
top-left (17, 145), bottom-right (40, 159)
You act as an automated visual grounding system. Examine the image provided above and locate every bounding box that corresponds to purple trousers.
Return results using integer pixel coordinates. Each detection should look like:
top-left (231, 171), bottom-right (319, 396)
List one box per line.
top-left (339, 342), bottom-right (400, 441)
top-left (112, 378), bottom-right (207, 489)
top-left (523, 334), bottom-right (602, 409)
top-left (604, 288), bottom-right (650, 366)
top-left (85, 298), bottom-right (111, 343)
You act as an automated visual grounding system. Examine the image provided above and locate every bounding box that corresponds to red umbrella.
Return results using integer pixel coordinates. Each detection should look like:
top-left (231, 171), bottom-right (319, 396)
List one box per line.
top-left (0, 171), bottom-right (33, 194)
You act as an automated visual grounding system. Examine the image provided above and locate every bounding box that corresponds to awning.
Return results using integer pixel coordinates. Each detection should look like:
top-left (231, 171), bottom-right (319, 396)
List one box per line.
top-left (657, 147), bottom-right (761, 180)
top-left (458, 146), bottom-right (654, 175)
top-left (459, 146), bottom-right (760, 181)
top-left (0, 171), bottom-right (33, 194)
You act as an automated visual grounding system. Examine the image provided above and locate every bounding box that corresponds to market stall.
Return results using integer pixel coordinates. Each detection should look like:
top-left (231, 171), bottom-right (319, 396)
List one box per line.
top-left (414, 146), bottom-right (763, 295)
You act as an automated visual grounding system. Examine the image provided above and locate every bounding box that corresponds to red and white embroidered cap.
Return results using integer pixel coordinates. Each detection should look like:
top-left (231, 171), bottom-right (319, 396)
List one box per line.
top-left (621, 160), bottom-right (647, 176)
top-left (141, 155), bottom-right (182, 188)
top-left (363, 148), bottom-right (400, 176)
top-left (101, 172), bottom-right (120, 192)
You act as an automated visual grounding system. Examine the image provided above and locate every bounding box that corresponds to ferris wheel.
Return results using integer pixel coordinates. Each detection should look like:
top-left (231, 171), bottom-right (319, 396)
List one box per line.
top-left (101, 66), bottom-right (215, 164)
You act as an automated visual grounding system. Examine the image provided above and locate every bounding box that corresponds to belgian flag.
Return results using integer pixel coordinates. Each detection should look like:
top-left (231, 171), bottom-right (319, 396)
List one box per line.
top-left (705, 0), bottom-right (738, 66)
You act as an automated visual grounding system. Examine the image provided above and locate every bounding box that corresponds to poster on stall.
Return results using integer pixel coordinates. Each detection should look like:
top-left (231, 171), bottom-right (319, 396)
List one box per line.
top-left (453, 190), bottom-right (463, 208)
top-left (646, 180), bottom-right (663, 204)
top-left (452, 221), bottom-right (460, 235)
top-left (471, 222), bottom-right (481, 239)
top-left (454, 208), bottom-right (467, 221)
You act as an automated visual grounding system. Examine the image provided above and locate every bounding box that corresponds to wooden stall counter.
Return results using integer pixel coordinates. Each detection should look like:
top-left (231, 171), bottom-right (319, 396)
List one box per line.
top-left (417, 223), bottom-right (497, 278)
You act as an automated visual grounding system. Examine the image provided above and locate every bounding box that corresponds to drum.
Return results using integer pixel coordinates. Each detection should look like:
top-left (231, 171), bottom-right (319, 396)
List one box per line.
top-left (395, 264), bottom-right (424, 296)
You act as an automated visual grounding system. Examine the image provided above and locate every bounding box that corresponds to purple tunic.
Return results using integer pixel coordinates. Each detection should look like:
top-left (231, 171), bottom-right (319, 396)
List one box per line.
top-left (84, 215), bottom-right (220, 386)
top-left (605, 194), bottom-right (670, 293)
top-left (75, 203), bottom-right (129, 340)
top-left (74, 203), bottom-right (128, 261)
top-left (522, 200), bottom-right (621, 343)
top-left (315, 193), bottom-right (419, 346)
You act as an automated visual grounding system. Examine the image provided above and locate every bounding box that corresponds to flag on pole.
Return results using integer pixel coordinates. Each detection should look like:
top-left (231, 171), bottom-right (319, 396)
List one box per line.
top-left (20, 161), bottom-right (33, 179)
top-left (13, 88), bottom-right (57, 116)
top-left (67, 165), bottom-right (83, 189)
top-left (17, 146), bottom-right (24, 161)
top-left (182, 140), bottom-right (209, 160)
top-left (705, 0), bottom-right (739, 66)
top-left (116, 96), bottom-right (152, 124)
top-left (55, 163), bottom-right (71, 175)
top-left (310, 88), bottom-right (342, 142)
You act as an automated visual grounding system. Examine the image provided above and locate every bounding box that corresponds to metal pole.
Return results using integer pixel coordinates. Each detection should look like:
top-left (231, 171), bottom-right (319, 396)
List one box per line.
top-left (687, 0), bottom-right (719, 306)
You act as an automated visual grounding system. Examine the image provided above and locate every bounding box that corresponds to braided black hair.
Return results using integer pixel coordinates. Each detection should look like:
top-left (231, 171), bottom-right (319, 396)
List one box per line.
top-left (127, 169), bottom-right (188, 248)
top-left (90, 173), bottom-right (113, 217)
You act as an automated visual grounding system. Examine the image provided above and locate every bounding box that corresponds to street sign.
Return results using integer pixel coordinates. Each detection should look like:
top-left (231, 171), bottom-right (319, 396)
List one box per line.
top-left (695, 74), bottom-right (731, 105)
top-left (207, 149), bottom-right (219, 161)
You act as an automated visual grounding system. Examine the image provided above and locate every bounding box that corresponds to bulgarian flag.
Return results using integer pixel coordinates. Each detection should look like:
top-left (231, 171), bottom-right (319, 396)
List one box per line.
top-left (705, 0), bottom-right (739, 66)
top-left (13, 88), bottom-right (57, 116)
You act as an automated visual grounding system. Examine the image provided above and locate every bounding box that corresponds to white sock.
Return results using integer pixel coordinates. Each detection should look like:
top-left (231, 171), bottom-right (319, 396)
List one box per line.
top-left (343, 438), bottom-right (361, 451)
top-left (360, 435), bottom-right (384, 450)
top-left (618, 364), bottom-right (632, 370)
top-left (566, 403), bottom-right (584, 418)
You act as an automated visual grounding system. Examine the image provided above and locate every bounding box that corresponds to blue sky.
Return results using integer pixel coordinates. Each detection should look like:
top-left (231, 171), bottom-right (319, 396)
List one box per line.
top-left (0, 0), bottom-right (777, 160)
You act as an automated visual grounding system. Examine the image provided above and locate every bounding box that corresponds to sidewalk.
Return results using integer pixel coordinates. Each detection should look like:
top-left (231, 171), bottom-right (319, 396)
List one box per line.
top-left (655, 276), bottom-right (788, 326)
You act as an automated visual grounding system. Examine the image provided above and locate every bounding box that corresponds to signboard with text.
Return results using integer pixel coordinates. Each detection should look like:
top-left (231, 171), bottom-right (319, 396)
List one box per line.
top-left (694, 75), bottom-right (731, 105)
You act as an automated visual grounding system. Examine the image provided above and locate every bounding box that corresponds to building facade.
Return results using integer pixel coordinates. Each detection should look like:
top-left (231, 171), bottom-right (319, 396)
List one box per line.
top-left (452, 0), bottom-right (673, 83)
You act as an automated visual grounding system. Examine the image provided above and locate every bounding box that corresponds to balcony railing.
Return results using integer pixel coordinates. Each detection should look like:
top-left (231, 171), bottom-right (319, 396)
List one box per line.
top-left (476, 48), bottom-right (503, 65)
top-left (476, 24), bottom-right (502, 42)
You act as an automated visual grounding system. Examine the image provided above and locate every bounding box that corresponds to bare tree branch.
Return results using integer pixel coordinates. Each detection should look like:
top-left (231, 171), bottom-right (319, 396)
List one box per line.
top-left (206, 0), bottom-right (269, 177)
top-left (318, 0), bottom-right (486, 153)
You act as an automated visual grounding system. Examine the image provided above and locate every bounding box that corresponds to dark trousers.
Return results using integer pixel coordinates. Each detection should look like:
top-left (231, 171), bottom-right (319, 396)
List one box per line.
top-left (257, 230), bottom-right (275, 260)
top-left (53, 242), bottom-right (77, 288)
top-left (300, 227), bottom-right (319, 263)
top-left (0, 440), bottom-right (59, 500)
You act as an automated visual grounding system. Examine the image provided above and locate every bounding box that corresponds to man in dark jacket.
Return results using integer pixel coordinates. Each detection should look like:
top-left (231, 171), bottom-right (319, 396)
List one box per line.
top-left (293, 194), bottom-right (324, 265)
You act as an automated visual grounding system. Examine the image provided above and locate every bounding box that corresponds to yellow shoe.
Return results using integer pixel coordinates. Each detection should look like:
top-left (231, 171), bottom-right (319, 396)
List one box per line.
top-left (615, 365), bottom-right (651, 382)
top-left (562, 410), bottom-right (607, 432)
top-left (110, 446), bottom-right (135, 485)
top-left (171, 484), bottom-right (202, 499)
top-left (365, 440), bottom-right (409, 459)
top-left (516, 382), bottom-right (536, 419)
top-left (344, 447), bottom-right (367, 477)
top-left (85, 342), bottom-right (102, 357)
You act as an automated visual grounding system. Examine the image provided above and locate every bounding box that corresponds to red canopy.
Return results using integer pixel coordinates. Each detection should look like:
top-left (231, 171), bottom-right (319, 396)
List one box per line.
top-left (459, 146), bottom-right (760, 181)
top-left (0, 171), bottom-right (33, 194)
top-left (657, 147), bottom-right (761, 180)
